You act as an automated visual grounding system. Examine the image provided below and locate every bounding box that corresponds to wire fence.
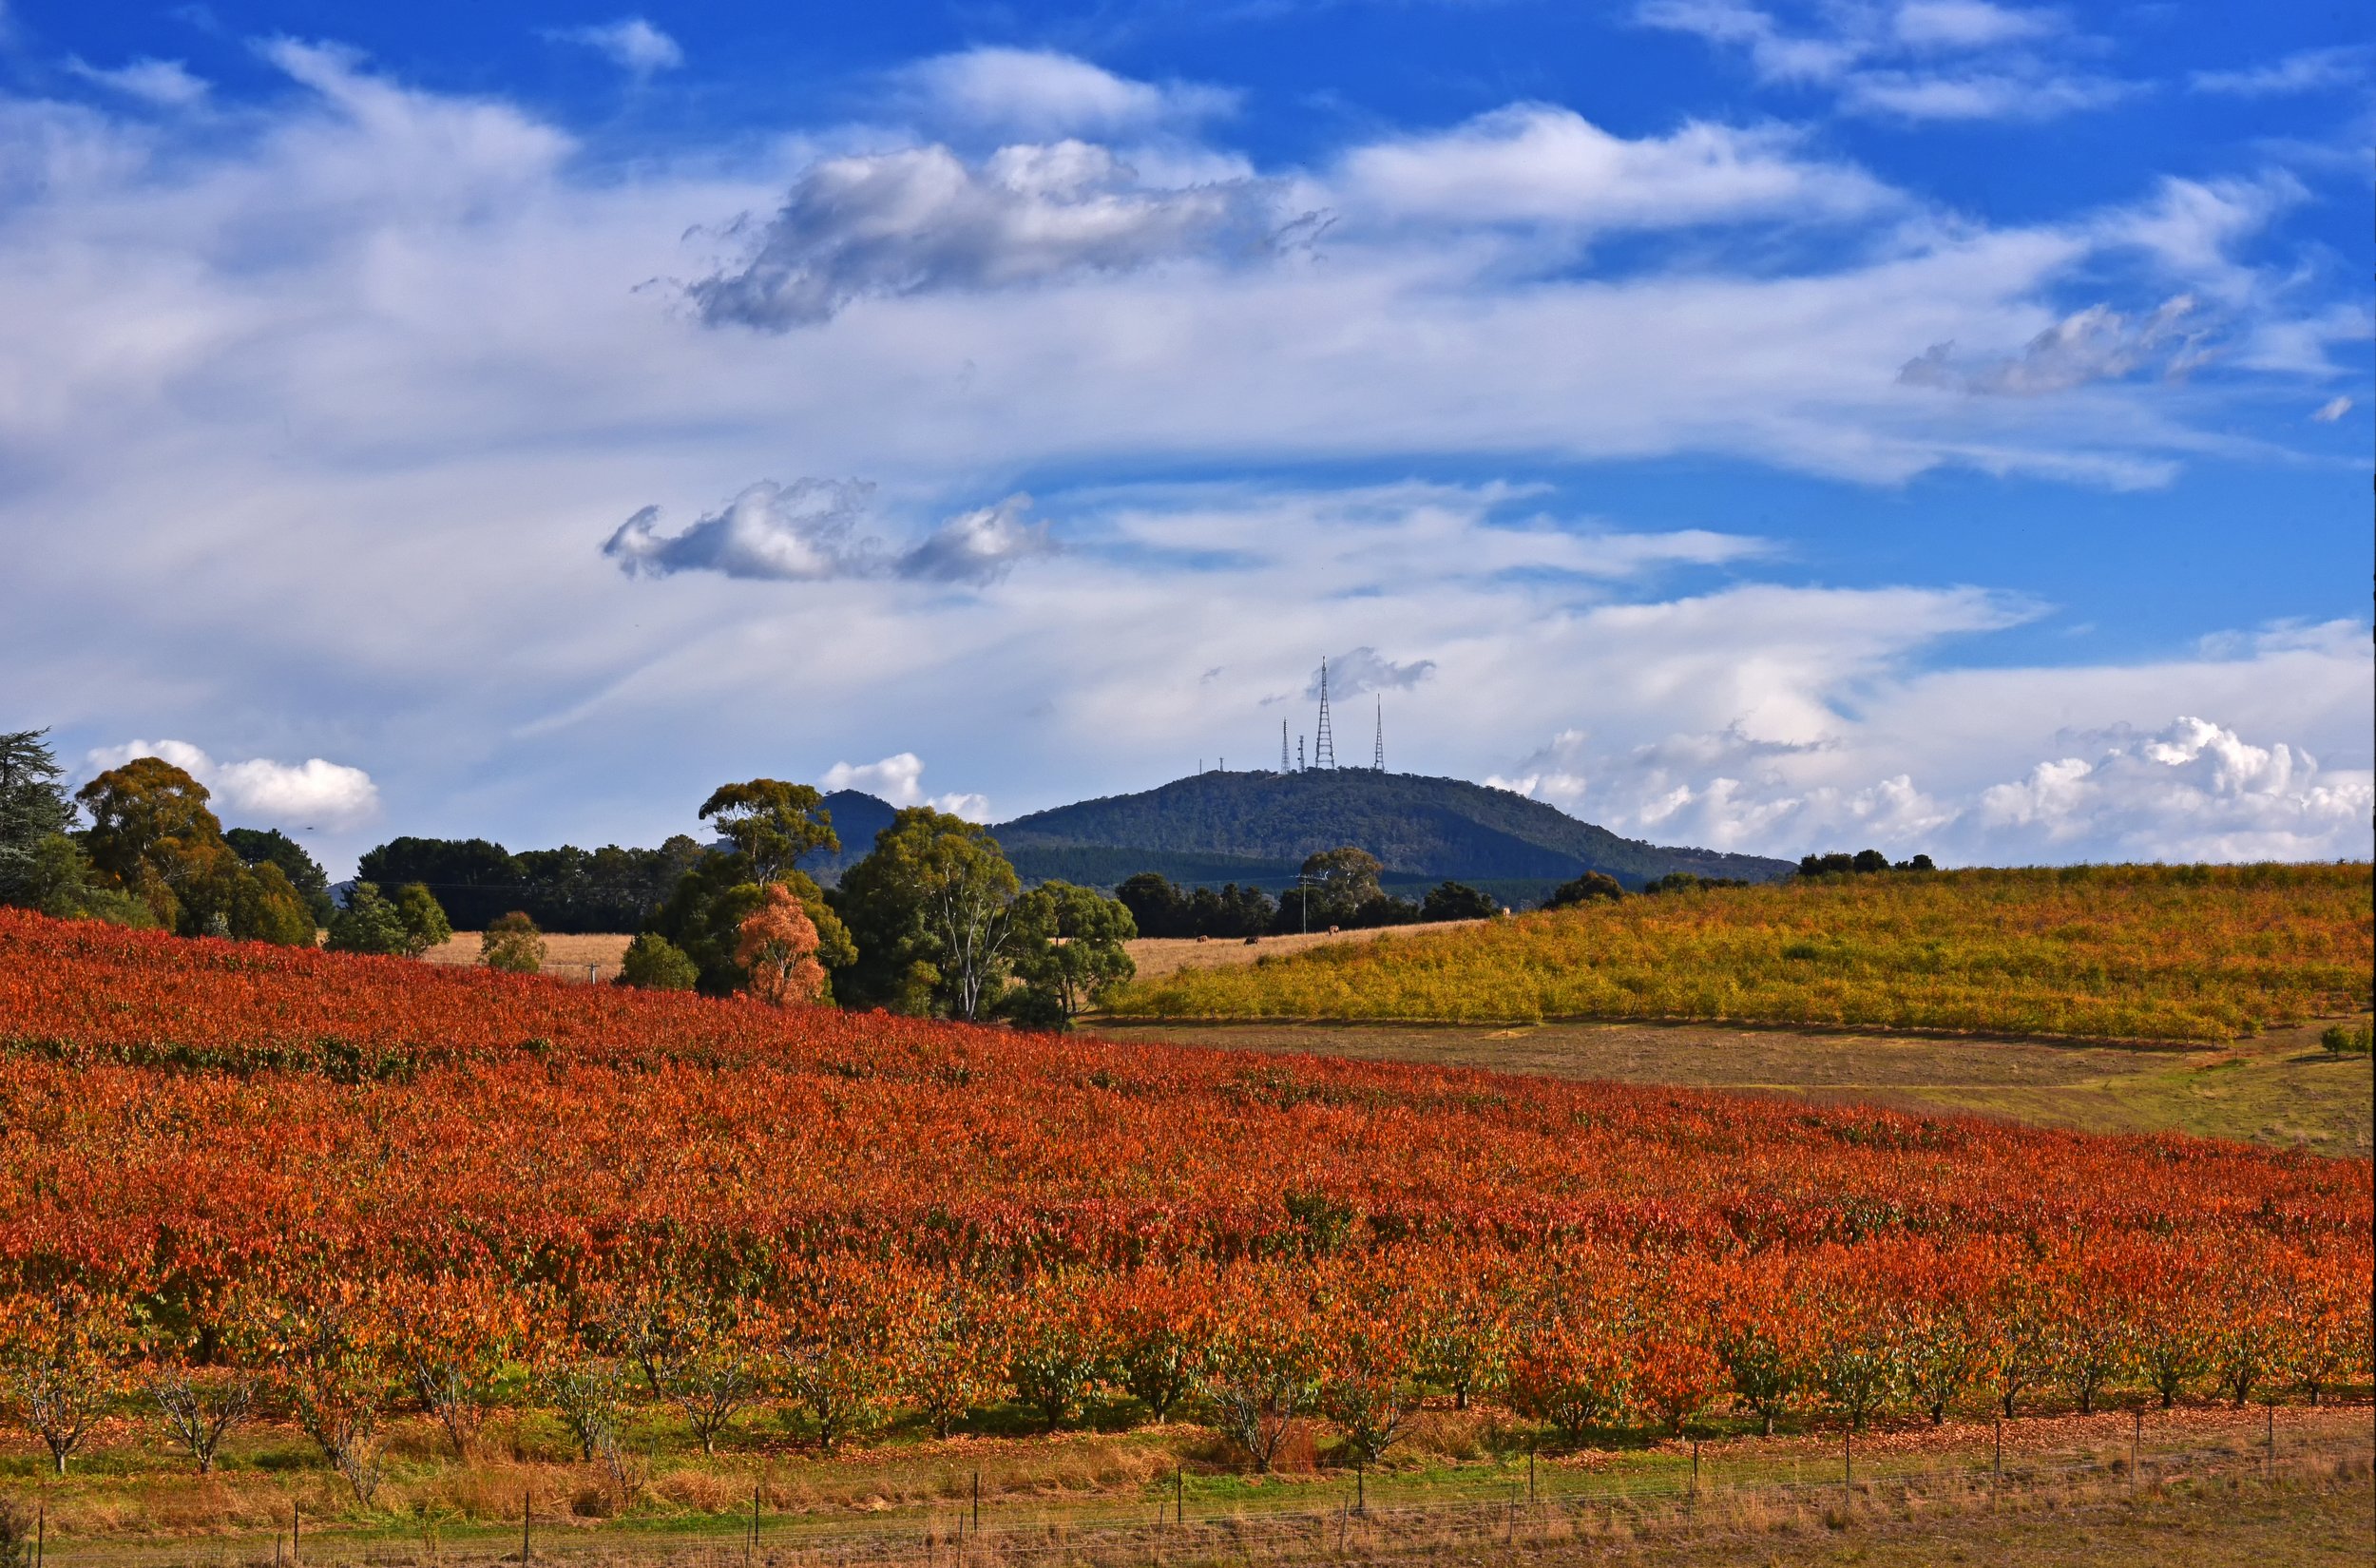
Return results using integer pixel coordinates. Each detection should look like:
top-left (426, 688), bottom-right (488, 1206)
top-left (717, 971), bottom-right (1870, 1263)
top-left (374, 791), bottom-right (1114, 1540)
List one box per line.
top-left (28, 1422), bottom-right (2371, 1568)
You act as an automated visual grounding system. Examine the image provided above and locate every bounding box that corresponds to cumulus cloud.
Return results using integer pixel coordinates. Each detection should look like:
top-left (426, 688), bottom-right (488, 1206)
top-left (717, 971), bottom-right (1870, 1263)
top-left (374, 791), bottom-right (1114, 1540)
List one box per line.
top-left (1899, 296), bottom-right (2207, 394)
top-left (819, 753), bottom-right (988, 819)
top-left (604, 483), bottom-right (1054, 584)
top-left (83, 740), bottom-right (380, 830)
top-left (1638, 0), bottom-right (2129, 122)
top-left (2190, 47), bottom-right (2368, 98)
top-left (546, 17), bottom-right (683, 79)
top-left (1974, 717), bottom-right (2372, 861)
top-left (1310, 648), bottom-right (1436, 699)
top-left (66, 57), bottom-right (209, 107)
top-left (604, 479), bottom-right (879, 581)
top-left (895, 48), bottom-right (1236, 139)
top-left (899, 495), bottom-right (1056, 583)
top-left (689, 142), bottom-right (1273, 329)
top-left (1341, 105), bottom-right (1890, 230)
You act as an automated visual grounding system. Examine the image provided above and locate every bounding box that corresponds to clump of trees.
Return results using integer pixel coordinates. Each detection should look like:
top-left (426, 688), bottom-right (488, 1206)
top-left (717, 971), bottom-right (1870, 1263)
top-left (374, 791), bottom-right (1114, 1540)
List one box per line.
top-left (0, 730), bottom-right (326, 943)
top-left (1799, 851), bottom-right (1936, 876)
top-left (1544, 871), bottom-right (1625, 908)
top-left (326, 882), bottom-right (452, 958)
top-left (1118, 852), bottom-right (1499, 939)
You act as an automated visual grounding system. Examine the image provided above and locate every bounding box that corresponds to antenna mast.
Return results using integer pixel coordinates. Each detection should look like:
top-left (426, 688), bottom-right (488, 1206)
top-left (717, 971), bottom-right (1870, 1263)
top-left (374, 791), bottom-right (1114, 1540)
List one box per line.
top-left (1313, 657), bottom-right (1336, 770)
top-left (1374, 697), bottom-right (1384, 772)
top-left (1281, 719), bottom-right (1290, 774)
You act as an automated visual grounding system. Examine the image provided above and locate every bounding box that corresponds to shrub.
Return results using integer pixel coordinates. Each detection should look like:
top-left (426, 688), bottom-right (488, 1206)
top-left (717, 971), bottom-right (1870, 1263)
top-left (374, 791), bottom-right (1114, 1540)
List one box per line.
top-left (2320, 1021), bottom-right (2373, 1055)
top-left (617, 932), bottom-right (699, 991)
top-left (480, 911), bottom-right (547, 975)
top-left (1544, 872), bottom-right (1624, 908)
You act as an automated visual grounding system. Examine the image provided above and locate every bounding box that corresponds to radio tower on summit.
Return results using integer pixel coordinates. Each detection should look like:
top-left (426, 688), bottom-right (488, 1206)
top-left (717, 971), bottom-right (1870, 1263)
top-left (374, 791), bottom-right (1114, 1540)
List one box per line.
top-left (1373, 696), bottom-right (1385, 772)
top-left (1313, 657), bottom-right (1336, 770)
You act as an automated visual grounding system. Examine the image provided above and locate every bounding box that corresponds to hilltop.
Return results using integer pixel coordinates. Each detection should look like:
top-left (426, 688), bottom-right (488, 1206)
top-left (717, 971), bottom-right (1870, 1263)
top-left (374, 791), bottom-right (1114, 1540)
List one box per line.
top-left (991, 768), bottom-right (1793, 892)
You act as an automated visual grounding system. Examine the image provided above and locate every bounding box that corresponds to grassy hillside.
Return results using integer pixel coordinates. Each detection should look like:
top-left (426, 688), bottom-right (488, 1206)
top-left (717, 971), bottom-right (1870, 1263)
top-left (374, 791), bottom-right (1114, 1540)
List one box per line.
top-left (1103, 863), bottom-right (2375, 1042)
top-left (995, 769), bottom-right (1794, 889)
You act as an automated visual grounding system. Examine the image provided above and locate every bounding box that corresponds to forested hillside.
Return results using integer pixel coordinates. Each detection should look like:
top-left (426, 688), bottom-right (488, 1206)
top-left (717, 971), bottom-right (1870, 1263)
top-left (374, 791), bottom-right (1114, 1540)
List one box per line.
top-left (996, 769), bottom-right (1792, 889)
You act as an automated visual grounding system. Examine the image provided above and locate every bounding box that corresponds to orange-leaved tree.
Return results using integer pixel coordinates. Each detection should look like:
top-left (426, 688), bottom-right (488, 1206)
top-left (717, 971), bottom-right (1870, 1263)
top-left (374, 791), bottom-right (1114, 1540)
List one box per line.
top-left (735, 883), bottom-right (826, 1006)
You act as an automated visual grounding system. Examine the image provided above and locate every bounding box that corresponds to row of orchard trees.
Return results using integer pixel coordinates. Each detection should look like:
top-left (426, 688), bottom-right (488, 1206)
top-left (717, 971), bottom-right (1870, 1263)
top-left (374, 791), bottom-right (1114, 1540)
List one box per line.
top-left (4, 1233), bottom-right (2364, 1495)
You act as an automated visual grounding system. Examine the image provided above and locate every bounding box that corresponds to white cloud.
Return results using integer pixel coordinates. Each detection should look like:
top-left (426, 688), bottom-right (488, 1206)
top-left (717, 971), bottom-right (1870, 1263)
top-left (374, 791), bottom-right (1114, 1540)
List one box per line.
top-left (0, 47), bottom-right (2363, 874)
top-left (605, 479), bottom-right (878, 580)
top-left (1638, 0), bottom-right (2130, 123)
top-left (83, 740), bottom-right (380, 830)
top-left (65, 57), bottom-right (209, 107)
top-left (1341, 105), bottom-right (1890, 229)
top-left (1891, 2), bottom-right (2059, 50)
top-left (1899, 296), bottom-right (2205, 395)
top-left (819, 753), bottom-right (987, 819)
top-left (899, 494), bottom-right (1056, 583)
top-left (546, 18), bottom-right (682, 79)
top-left (895, 48), bottom-right (1236, 140)
top-left (2190, 47), bottom-right (2369, 98)
top-left (1486, 624), bottom-right (2372, 865)
top-left (603, 483), bottom-right (1054, 583)
top-left (1838, 69), bottom-right (2130, 121)
top-left (1311, 647), bottom-right (1436, 699)
top-left (690, 141), bottom-right (1273, 329)
top-left (2309, 395), bottom-right (2352, 423)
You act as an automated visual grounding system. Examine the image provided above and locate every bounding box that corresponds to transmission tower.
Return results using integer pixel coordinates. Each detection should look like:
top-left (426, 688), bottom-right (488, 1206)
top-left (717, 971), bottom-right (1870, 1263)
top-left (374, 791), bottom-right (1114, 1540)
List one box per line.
top-left (1373, 697), bottom-right (1384, 772)
top-left (1313, 657), bottom-right (1336, 770)
top-left (1281, 719), bottom-right (1290, 773)
top-left (1298, 735), bottom-right (1306, 771)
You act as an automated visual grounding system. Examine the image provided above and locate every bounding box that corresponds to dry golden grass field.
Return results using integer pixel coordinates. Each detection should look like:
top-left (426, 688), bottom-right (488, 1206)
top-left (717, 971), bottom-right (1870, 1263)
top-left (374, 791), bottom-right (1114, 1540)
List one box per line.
top-left (422, 931), bottom-right (636, 981)
top-left (1093, 1015), bottom-right (2376, 1157)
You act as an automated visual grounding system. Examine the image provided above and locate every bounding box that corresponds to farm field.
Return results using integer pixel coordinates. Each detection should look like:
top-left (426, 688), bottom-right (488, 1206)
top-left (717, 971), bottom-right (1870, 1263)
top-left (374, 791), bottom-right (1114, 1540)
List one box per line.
top-left (1095, 1017), bottom-right (2376, 1157)
top-left (422, 930), bottom-right (635, 982)
top-left (1103, 864), bottom-right (2375, 1042)
top-left (0, 908), bottom-right (2367, 1560)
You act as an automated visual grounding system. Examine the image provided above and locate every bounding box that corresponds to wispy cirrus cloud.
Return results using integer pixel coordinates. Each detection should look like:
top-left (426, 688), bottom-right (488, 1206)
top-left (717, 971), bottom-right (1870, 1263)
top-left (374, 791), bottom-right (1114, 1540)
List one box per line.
top-left (1637, 0), bottom-right (2134, 122)
top-left (545, 17), bottom-right (682, 79)
top-left (2190, 47), bottom-right (2369, 98)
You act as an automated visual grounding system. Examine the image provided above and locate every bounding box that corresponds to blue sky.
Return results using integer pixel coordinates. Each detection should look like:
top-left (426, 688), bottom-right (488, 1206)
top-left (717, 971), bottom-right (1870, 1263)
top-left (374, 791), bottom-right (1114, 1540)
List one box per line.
top-left (4, 1), bottom-right (2368, 874)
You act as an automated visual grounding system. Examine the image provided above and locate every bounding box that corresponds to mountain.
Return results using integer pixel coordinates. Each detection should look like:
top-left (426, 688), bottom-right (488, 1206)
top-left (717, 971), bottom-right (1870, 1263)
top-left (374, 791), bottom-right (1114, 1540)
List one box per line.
top-left (991, 769), bottom-right (1793, 892)
top-left (794, 789), bottom-right (903, 884)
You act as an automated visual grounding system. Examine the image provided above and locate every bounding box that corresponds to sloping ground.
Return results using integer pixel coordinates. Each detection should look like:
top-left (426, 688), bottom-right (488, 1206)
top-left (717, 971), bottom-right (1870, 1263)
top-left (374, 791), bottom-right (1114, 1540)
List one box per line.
top-left (995, 769), bottom-right (1793, 888)
top-left (1104, 864), bottom-right (2375, 1043)
top-left (1094, 1016), bottom-right (2376, 1157)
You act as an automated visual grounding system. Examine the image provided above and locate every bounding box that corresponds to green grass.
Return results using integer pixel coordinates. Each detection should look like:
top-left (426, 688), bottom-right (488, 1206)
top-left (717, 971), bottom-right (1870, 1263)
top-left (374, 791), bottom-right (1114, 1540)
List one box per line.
top-left (1091, 1015), bottom-right (2376, 1157)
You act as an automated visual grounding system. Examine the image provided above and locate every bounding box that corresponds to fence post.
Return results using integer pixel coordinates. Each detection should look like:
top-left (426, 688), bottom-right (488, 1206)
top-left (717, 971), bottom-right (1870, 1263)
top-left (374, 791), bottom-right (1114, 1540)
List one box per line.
top-left (1176, 1464), bottom-right (1184, 1525)
top-left (1992, 1416), bottom-right (2002, 1494)
top-left (2265, 1404), bottom-right (2274, 1480)
top-left (522, 1485), bottom-right (531, 1565)
top-left (293, 1500), bottom-right (300, 1566)
top-left (1355, 1463), bottom-right (1365, 1516)
top-left (2131, 1409), bottom-right (2141, 1487)
top-left (33, 1503), bottom-right (42, 1568)
top-left (1691, 1439), bottom-right (1700, 1501)
top-left (1528, 1445), bottom-right (1537, 1503)
top-left (974, 1469), bottom-right (982, 1529)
